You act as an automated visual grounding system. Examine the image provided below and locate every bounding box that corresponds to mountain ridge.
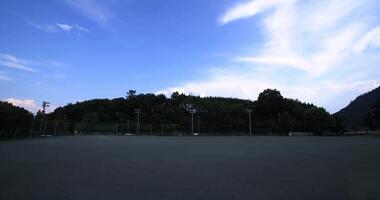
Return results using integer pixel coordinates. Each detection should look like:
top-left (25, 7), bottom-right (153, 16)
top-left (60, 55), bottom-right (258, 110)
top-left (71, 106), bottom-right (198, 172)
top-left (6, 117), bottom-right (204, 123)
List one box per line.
top-left (336, 86), bottom-right (380, 126)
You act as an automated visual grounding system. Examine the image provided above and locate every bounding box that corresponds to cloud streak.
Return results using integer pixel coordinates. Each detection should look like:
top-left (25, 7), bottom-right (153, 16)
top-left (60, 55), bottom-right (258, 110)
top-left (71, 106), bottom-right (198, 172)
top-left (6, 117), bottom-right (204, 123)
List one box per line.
top-left (219, 0), bottom-right (286, 25)
top-left (159, 0), bottom-right (380, 112)
top-left (0, 53), bottom-right (66, 74)
top-left (65, 0), bottom-right (113, 26)
top-left (57, 23), bottom-right (89, 33)
top-left (0, 71), bottom-right (12, 81)
top-left (28, 21), bottom-right (89, 34)
top-left (0, 54), bottom-right (38, 72)
top-left (220, 0), bottom-right (378, 77)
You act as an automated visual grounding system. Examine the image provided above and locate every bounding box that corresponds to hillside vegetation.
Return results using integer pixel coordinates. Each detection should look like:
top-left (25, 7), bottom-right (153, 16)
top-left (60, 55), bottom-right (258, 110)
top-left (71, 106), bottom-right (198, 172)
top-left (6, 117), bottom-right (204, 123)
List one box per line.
top-left (2, 89), bottom-right (346, 139)
top-left (42, 89), bottom-right (339, 135)
top-left (336, 86), bottom-right (380, 128)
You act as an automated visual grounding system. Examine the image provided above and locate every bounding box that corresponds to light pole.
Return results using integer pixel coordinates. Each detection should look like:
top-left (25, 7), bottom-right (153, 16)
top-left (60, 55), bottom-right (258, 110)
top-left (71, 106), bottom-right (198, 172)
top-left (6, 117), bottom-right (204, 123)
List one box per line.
top-left (134, 109), bottom-right (141, 135)
top-left (247, 109), bottom-right (253, 136)
top-left (189, 108), bottom-right (196, 136)
top-left (198, 116), bottom-right (200, 136)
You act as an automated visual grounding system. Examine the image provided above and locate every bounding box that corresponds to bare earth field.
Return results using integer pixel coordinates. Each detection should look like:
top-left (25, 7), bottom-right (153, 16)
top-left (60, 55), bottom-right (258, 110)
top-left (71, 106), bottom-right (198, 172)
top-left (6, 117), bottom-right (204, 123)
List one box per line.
top-left (1, 136), bottom-right (380, 200)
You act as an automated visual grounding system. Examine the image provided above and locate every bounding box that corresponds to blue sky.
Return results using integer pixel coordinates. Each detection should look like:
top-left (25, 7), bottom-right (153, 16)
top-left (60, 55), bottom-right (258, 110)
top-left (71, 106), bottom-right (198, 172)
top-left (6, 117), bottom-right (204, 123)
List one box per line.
top-left (1, 0), bottom-right (379, 113)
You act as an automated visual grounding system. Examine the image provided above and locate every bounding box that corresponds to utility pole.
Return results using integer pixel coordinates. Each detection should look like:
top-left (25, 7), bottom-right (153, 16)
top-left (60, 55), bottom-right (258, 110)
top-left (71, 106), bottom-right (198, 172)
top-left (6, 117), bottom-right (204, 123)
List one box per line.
top-left (198, 116), bottom-right (200, 136)
top-left (39, 101), bottom-right (50, 136)
top-left (247, 109), bottom-right (253, 136)
top-left (196, 108), bottom-right (207, 136)
top-left (189, 108), bottom-right (196, 136)
top-left (134, 109), bottom-right (141, 135)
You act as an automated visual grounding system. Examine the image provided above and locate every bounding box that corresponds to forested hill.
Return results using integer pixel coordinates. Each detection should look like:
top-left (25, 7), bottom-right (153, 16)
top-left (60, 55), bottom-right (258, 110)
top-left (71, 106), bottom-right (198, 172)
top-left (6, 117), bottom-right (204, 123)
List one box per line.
top-left (336, 86), bottom-right (380, 127)
top-left (0, 101), bottom-right (33, 139)
top-left (43, 89), bottom-right (339, 135)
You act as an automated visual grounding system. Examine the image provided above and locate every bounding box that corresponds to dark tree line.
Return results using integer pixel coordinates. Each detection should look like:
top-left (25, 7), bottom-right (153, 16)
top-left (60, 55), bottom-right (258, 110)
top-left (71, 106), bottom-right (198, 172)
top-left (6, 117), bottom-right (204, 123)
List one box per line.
top-left (1, 89), bottom-right (347, 139)
top-left (44, 89), bottom-right (341, 135)
top-left (0, 101), bottom-right (34, 139)
top-left (365, 100), bottom-right (380, 130)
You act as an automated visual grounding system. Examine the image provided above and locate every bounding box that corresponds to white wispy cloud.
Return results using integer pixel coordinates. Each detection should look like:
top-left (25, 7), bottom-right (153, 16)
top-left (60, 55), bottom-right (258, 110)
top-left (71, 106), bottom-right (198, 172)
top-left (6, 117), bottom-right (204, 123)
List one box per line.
top-left (28, 21), bottom-right (89, 34)
top-left (57, 23), bottom-right (90, 33)
top-left (65, 0), bottom-right (113, 25)
top-left (0, 71), bottom-right (12, 81)
top-left (219, 0), bottom-right (284, 25)
top-left (0, 53), bottom-right (66, 74)
top-left (159, 0), bottom-right (380, 112)
top-left (26, 21), bottom-right (57, 33)
top-left (353, 27), bottom-right (380, 53)
top-left (220, 0), bottom-right (380, 77)
top-left (0, 54), bottom-right (38, 72)
top-left (57, 24), bottom-right (73, 32)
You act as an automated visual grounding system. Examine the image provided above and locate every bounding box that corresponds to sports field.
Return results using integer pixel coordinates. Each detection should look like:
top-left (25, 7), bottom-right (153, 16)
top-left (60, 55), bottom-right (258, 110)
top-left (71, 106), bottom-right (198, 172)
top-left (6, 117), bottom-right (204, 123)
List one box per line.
top-left (1, 136), bottom-right (380, 200)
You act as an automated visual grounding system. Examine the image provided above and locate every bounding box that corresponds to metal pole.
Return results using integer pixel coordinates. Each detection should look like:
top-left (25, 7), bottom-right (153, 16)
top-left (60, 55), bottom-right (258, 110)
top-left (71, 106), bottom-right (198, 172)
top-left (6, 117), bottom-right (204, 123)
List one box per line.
top-left (247, 109), bottom-right (252, 136)
top-left (191, 113), bottom-right (194, 136)
top-left (249, 112), bottom-right (252, 136)
top-left (198, 116), bottom-right (200, 136)
top-left (188, 107), bottom-right (196, 136)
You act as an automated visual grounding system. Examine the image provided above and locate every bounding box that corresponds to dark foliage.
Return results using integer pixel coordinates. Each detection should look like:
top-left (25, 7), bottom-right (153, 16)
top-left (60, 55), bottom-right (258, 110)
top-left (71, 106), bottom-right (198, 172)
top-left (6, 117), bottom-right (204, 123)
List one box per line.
top-left (336, 86), bottom-right (380, 128)
top-left (366, 100), bottom-right (380, 130)
top-left (0, 101), bottom-right (34, 139)
top-left (45, 89), bottom-right (336, 135)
